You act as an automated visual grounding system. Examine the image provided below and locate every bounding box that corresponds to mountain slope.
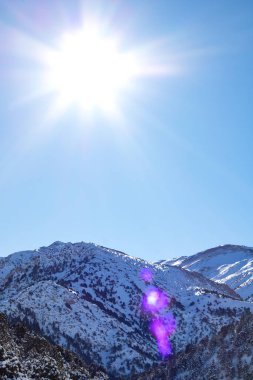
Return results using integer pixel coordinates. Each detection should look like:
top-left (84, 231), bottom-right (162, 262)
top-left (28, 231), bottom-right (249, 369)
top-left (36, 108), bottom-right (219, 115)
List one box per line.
top-left (133, 308), bottom-right (253, 380)
top-left (0, 312), bottom-right (108, 380)
top-left (0, 241), bottom-right (253, 378)
top-left (159, 245), bottom-right (253, 301)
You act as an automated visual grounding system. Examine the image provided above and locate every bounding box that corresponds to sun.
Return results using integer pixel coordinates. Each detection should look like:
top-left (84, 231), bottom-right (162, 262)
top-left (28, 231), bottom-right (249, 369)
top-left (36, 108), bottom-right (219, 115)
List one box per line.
top-left (10, 18), bottom-right (181, 122)
top-left (44, 24), bottom-right (139, 114)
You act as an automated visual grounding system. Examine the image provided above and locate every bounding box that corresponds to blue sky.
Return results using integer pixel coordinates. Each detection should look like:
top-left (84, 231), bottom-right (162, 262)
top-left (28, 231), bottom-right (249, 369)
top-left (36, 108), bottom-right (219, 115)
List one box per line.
top-left (0, 0), bottom-right (253, 260)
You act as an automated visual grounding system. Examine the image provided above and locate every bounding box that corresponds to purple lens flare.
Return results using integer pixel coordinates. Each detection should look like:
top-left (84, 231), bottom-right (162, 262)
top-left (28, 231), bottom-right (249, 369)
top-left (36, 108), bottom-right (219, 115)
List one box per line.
top-left (150, 318), bottom-right (172, 356)
top-left (149, 315), bottom-right (176, 357)
top-left (139, 268), bottom-right (176, 358)
top-left (161, 312), bottom-right (177, 336)
top-left (139, 268), bottom-right (153, 282)
top-left (141, 286), bottom-right (169, 313)
top-left (157, 335), bottom-right (172, 357)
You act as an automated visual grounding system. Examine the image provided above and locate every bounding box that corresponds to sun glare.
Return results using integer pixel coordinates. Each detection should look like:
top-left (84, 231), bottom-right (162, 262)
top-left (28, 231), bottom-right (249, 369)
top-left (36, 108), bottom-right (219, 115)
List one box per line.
top-left (9, 17), bottom-right (182, 123)
top-left (45, 25), bottom-right (139, 114)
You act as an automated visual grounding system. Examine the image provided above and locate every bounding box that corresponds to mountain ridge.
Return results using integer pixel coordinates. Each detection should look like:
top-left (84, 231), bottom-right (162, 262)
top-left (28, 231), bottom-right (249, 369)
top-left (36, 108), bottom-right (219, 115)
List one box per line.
top-left (1, 241), bottom-right (253, 378)
top-left (160, 244), bottom-right (253, 302)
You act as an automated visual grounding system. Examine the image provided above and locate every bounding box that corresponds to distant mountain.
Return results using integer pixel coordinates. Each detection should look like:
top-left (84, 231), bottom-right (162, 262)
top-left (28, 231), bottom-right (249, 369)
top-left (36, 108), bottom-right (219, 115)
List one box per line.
top-left (133, 308), bottom-right (253, 380)
top-left (0, 241), bottom-right (253, 378)
top-left (0, 312), bottom-right (108, 380)
top-left (159, 245), bottom-right (253, 301)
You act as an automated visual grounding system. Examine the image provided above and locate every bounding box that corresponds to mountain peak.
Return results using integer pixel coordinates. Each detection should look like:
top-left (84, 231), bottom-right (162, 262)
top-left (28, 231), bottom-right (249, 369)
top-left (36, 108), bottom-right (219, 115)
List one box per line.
top-left (197, 244), bottom-right (253, 256)
top-left (1, 241), bottom-right (253, 377)
top-left (164, 244), bottom-right (253, 301)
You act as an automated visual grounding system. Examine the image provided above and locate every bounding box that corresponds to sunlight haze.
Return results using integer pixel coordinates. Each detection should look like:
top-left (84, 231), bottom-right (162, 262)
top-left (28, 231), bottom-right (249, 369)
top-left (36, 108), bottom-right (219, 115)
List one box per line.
top-left (0, 0), bottom-right (253, 260)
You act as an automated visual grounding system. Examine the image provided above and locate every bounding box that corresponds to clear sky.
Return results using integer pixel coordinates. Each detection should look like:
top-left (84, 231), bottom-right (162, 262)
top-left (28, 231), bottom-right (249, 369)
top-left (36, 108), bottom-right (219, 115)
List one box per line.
top-left (0, 0), bottom-right (253, 261)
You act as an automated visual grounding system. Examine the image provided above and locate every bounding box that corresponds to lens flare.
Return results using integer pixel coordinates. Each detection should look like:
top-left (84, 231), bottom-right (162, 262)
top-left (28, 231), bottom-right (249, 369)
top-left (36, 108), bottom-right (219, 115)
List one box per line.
top-left (142, 286), bottom-right (169, 313)
top-left (139, 268), bottom-right (176, 358)
top-left (139, 268), bottom-right (153, 282)
top-left (149, 314), bottom-right (176, 357)
top-left (150, 318), bottom-right (172, 356)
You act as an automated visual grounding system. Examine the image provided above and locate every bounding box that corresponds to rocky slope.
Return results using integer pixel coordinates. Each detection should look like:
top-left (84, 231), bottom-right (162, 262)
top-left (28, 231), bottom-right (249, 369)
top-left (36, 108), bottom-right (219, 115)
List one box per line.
top-left (0, 241), bottom-right (253, 378)
top-left (159, 245), bottom-right (253, 301)
top-left (0, 312), bottom-right (108, 380)
top-left (133, 308), bottom-right (253, 380)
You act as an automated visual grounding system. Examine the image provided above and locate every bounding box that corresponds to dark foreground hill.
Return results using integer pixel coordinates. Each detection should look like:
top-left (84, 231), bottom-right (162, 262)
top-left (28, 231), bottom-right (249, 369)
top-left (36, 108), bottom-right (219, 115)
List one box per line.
top-left (0, 312), bottom-right (108, 380)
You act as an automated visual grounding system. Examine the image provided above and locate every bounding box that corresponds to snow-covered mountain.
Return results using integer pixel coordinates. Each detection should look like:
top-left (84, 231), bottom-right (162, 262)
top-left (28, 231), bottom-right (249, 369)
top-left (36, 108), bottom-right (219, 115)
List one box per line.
top-left (0, 241), bottom-right (253, 378)
top-left (160, 245), bottom-right (253, 301)
top-left (0, 312), bottom-right (108, 380)
top-left (134, 308), bottom-right (253, 380)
